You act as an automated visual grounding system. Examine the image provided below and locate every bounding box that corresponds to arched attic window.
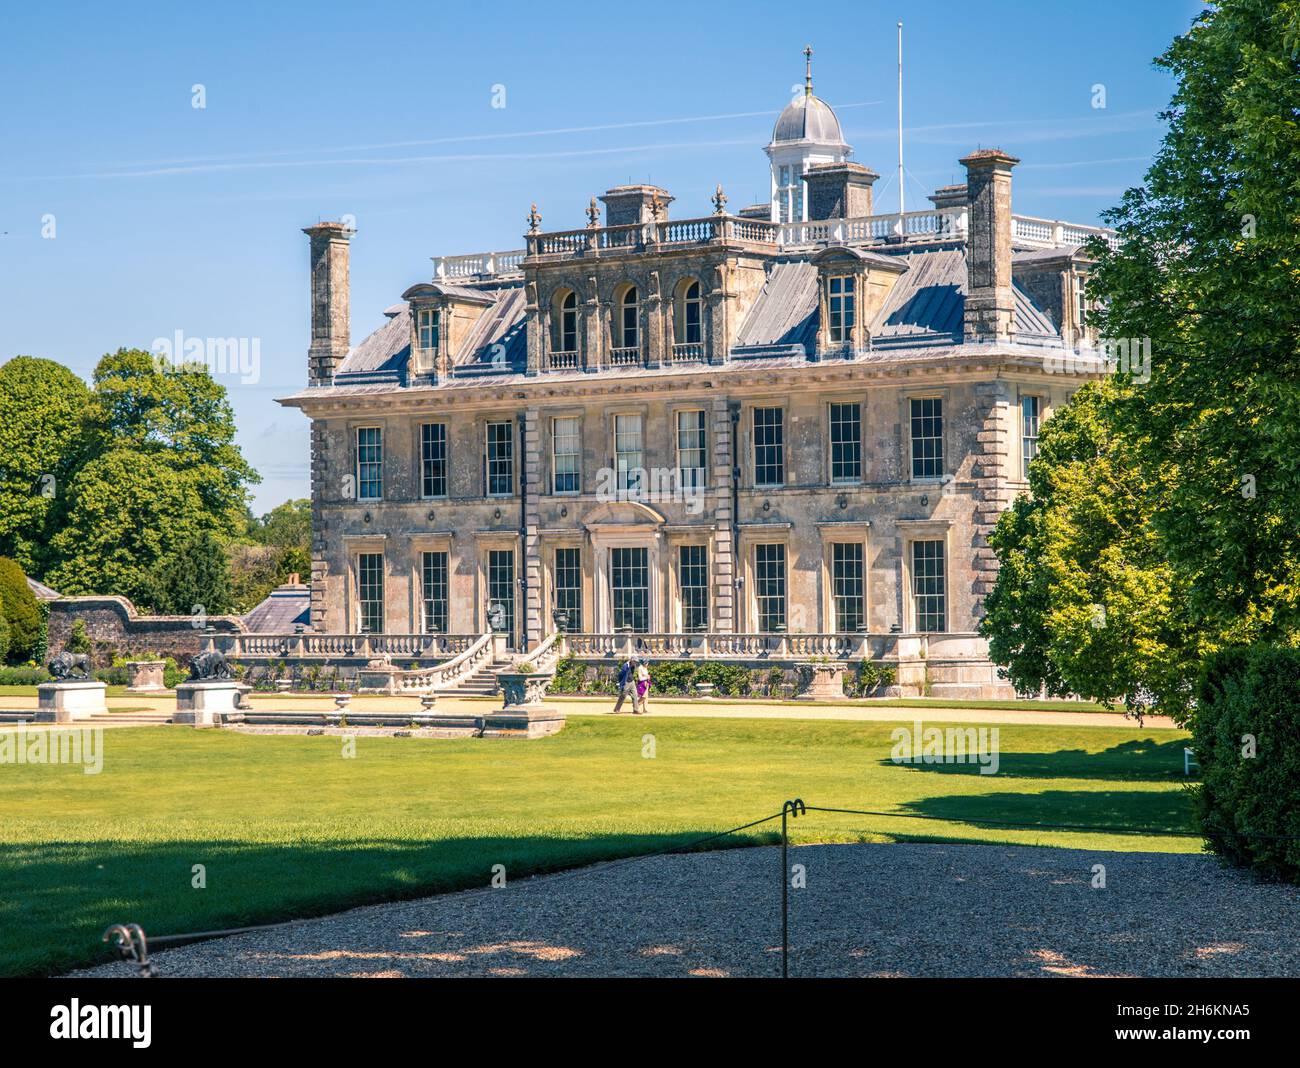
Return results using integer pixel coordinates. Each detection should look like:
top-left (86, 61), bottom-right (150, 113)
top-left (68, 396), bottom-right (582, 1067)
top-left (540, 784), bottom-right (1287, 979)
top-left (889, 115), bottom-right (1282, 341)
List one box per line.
top-left (552, 289), bottom-right (578, 353)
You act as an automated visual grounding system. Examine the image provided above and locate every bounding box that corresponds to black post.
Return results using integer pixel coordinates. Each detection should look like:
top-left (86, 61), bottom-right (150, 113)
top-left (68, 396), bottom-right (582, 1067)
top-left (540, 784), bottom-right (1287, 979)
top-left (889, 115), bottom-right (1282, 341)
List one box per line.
top-left (781, 805), bottom-right (788, 979)
top-left (780, 798), bottom-right (805, 979)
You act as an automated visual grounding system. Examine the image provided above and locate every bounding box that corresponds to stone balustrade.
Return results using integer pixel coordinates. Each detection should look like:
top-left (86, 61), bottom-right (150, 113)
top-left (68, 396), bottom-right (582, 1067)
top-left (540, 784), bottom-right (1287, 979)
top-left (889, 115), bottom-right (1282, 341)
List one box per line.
top-left (428, 208), bottom-right (1117, 283)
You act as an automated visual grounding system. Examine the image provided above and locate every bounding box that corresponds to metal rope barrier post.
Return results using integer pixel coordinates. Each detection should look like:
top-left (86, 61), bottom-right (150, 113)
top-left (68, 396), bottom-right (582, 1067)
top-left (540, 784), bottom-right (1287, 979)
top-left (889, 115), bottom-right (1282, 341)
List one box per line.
top-left (781, 798), bottom-right (805, 978)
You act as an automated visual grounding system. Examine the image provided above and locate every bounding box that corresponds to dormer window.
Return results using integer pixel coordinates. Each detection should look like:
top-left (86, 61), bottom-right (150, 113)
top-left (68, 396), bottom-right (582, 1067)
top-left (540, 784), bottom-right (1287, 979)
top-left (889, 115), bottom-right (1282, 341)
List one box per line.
top-left (828, 276), bottom-right (854, 344)
top-left (418, 307), bottom-right (440, 352)
top-left (619, 286), bottom-right (639, 348)
top-left (557, 290), bottom-right (578, 352)
top-left (675, 279), bottom-right (702, 344)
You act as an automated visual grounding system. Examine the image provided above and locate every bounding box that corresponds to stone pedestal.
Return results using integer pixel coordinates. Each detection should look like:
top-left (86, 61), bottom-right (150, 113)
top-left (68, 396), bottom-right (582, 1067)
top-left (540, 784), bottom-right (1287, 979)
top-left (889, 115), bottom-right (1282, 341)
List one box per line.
top-left (358, 659), bottom-right (402, 695)
top-left (796, 661), bottom-right (847, 701)
top-left (493, 672), bottom-right (564, 738)
top-left (125, 660), bottom-right (167, 694)
top-left (174, 681), bottom-right (248, 727)
top-left (37, 680), bottom-right (108, 723)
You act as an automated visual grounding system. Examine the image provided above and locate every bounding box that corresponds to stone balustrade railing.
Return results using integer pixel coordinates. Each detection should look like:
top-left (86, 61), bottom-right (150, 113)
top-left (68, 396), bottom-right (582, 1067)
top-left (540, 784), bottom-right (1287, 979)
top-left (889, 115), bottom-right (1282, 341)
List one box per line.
top-left (514, 631), bottom-right (563, 673)
top-left (430, 208), bottom-right (1116, 282)
top-left (558, 632), bottom-right (896, 661)
top-left (398, 632), bottom-right (495, 692)
top-left (206, 632), bottom-right (480, 662)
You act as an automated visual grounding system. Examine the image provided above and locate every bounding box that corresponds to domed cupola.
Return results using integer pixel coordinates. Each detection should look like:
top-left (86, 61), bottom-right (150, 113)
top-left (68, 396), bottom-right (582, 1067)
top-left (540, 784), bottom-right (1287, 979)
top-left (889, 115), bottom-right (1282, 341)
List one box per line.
top-left (765, 47), bottom-right (852, 223)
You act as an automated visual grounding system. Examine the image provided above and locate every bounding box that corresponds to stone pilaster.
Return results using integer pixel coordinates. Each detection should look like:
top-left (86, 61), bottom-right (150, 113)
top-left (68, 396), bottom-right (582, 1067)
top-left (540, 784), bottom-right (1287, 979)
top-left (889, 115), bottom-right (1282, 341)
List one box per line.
top-left (969, 381), bottom-right (1014, 618)
top-left (710, 398), bottom-right (736, 631)
top-left (522, 409), bottom-right (542, 646)
top-left (309, 419), bottom-right (332, 630)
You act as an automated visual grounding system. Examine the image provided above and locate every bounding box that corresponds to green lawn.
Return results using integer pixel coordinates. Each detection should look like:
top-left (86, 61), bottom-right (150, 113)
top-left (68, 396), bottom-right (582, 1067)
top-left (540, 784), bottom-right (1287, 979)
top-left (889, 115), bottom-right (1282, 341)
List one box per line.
top-left (0, 716), bottom-right (1196, 976)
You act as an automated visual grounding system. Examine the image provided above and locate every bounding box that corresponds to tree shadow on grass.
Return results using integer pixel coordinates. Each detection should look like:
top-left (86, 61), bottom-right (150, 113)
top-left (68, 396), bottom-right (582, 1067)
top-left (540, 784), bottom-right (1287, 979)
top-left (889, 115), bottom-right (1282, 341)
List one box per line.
top-left (877, 737), bottom-right (1191, 782)
top-left (895, 788), bottom-right (1197, 840)
top-left (0, 828), bottom-right (782, 978)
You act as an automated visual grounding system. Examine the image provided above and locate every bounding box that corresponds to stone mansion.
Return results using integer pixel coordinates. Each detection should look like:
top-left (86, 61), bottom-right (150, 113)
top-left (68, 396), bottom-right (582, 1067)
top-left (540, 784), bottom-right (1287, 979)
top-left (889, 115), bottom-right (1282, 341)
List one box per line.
top-left (279, 62), bottom-right (1109, 698)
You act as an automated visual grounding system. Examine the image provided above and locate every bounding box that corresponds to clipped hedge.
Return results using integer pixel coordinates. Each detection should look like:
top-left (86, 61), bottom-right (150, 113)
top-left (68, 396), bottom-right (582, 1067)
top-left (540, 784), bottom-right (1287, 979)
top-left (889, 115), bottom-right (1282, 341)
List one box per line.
top-left (0, 557), bottom-right (40, 663)
top-left (1192, 644), bottom-right (1300, 881)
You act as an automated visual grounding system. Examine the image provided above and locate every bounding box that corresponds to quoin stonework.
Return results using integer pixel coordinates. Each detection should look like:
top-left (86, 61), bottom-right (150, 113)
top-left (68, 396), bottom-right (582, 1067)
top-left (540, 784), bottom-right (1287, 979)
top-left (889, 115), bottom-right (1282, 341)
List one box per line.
top-left (275, 58), bottom-right (1111, 699)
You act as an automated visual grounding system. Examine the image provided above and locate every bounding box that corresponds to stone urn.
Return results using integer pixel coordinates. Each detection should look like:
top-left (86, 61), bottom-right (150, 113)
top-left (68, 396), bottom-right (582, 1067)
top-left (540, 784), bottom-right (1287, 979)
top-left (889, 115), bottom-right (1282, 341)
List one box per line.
top-left (497, 671), bottom-right (554, 709)
top-left (796, 660), bottom-right (848, 701)
top-left (124, 660), bottom-right (167, 694)
top-left (490, 670), bottom-right (565, 738)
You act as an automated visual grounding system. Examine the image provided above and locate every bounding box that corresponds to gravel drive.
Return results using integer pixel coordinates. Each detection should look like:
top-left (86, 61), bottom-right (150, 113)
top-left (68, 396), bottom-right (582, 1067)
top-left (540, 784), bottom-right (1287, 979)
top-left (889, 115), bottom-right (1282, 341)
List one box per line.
top-left (72, 843), bottom-right (1300, 978)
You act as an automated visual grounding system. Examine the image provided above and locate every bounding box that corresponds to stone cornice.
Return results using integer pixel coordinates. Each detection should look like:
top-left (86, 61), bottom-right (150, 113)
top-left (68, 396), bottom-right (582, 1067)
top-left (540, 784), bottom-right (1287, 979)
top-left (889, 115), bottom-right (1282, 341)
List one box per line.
top-left (279, 346), bottom-right (1100, 417)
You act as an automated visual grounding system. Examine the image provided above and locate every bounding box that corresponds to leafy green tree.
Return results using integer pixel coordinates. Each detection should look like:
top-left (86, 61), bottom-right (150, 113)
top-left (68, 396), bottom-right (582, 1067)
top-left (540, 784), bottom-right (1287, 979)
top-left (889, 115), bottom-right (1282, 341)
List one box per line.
top-left (1088, 0), bottom-right (1300, 643)
top-left (0, 556), bottom-right (42, 663)
top-left (981, 383), bottom-right (1204, 720)
top-left (0, 357), bottom-right (93, 574)
top-left (90, 349), bottom-right (259, 530)
top-left (984, 0), bottom-right (1300, 717)
top-left (139, 529), bottom-right (234, 616)
top-left (44, 450), bottom-right (207, 606)
top-left (228, 498), bottom-right (312, 611)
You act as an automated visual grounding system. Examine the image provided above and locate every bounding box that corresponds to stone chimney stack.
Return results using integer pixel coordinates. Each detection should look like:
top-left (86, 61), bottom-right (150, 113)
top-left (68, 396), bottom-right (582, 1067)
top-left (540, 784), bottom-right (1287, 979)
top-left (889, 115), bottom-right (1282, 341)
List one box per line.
top-left (303, 221), bottom-right (355, 383)
top-left (802, 162), bottom-right (879, 221)
top-left (598, 185), bottom-right (673, 226)
top-left (960, 149), bottom-right (1019, 343)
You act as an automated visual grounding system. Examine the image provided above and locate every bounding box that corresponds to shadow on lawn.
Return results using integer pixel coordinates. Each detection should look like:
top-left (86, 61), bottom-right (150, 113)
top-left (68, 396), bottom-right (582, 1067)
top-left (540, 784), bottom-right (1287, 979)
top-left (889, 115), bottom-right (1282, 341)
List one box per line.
top-left (1, 828), bottom-right (780, 978)
top-left (877, 737), bottom-right (1191, 781)
top-left (896, 787), bottom-right (1197, 839)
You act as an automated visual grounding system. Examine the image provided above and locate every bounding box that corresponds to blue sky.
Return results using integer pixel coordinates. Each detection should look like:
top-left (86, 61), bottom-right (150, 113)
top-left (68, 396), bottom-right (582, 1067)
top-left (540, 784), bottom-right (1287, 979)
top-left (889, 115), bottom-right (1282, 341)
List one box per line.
top-left (0, 0), bottom-right (1203, 512)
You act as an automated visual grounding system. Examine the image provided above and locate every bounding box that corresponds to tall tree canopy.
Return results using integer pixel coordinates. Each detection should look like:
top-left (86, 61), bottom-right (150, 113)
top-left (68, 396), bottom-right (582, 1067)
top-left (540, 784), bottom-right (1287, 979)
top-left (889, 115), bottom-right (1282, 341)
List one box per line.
top-left (983, 0), bottom-right (1300, 718)
top-left (0, 348), bottom-right (259, 612)
top-left (91, 349), bottom-right (258, 531)
top-left (0, 357), bottom-right (93, 574)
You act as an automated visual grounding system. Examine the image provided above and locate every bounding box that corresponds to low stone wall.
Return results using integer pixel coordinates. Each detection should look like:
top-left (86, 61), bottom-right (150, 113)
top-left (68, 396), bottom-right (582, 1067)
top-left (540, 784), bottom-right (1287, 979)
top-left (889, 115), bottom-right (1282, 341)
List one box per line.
top-left (46, 597), bottom-right (245, 666)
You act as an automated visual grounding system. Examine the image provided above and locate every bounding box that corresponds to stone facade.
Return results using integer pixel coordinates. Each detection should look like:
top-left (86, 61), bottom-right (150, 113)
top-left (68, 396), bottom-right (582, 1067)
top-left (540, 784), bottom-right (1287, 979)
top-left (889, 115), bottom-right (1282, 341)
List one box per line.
top-left (278, 72), bottom-right (1108, 698)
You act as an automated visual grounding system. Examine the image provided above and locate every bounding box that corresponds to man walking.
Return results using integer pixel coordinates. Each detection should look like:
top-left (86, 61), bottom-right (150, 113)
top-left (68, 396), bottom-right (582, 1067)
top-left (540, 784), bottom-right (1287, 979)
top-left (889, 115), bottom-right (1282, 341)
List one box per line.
top-left (612, 656), bottom-right (636, 714)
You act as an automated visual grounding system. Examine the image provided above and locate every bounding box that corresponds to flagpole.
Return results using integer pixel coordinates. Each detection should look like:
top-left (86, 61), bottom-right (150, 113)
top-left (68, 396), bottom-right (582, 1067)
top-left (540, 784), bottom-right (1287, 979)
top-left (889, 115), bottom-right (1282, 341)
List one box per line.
top-left (898, 20), bottom-right (905, 220)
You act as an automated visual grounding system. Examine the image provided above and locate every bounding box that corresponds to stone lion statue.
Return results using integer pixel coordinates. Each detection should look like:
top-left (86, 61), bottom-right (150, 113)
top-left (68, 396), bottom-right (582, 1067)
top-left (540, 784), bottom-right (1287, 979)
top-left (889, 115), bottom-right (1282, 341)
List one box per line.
top-left (188, 650), bottom-right (232, 681)
top-left (48, 651), bottom-right (91, 680)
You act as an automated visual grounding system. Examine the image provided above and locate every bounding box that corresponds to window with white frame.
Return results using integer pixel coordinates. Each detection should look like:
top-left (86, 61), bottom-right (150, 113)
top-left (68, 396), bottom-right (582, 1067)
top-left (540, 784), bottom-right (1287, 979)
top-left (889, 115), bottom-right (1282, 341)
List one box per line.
top-left (753, 406), bottom-right (785, 487)
top-left (676, 409), bottom-right (707, 490)
top-left (828, 276), bottom-right (855, 344)
top-left (417, 307), bottom-right (440, 353)
top-left (421, 423), bottom-right (447, 498)
top-left (611, 546), bottom-right (649, 632)
top-left (1021, 395), bottom-right (1041, 479)
top-left (487, 549), bottom-right (515, 638)
top-left (421, 550), bottom-right (448, 634)
top-left (911, 540), bottom-right (946, 633)
top-left (910, 397), bottom-right (944, 479)
top-left (552, 416), bottom-right (581, 495)
top-left (485, 420), bottom-right (514, 496)
top-left (679, 544), bottom-right (709, 632)
top-left (829, 402), bottom-right (862, 483)
top-left (553, 547), bottom-right (582, 632)
top-left (831, 542), bottom-right (865, 632)
top-left (614, 413), bottom-right (644, 494)
top-left (356, 426), bottom-right (383, 500)
top-left (357, 552), bottom-right (384, 634)
top-left (776, 164), bottom-right (803, 223)
top-left (755, 543), bottom-right (787, 633)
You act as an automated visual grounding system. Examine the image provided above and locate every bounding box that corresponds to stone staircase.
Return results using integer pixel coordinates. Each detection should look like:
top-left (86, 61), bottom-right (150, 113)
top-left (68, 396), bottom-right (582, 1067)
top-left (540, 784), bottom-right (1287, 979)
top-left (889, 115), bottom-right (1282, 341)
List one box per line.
top-left (436, 658), bottom-right (511, 697)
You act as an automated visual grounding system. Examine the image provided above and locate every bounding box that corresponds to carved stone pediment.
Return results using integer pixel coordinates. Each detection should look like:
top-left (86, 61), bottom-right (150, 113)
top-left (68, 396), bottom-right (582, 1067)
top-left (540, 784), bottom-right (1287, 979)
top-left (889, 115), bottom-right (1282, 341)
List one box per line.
top-left (582, 500), bottom-right (666, 530)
